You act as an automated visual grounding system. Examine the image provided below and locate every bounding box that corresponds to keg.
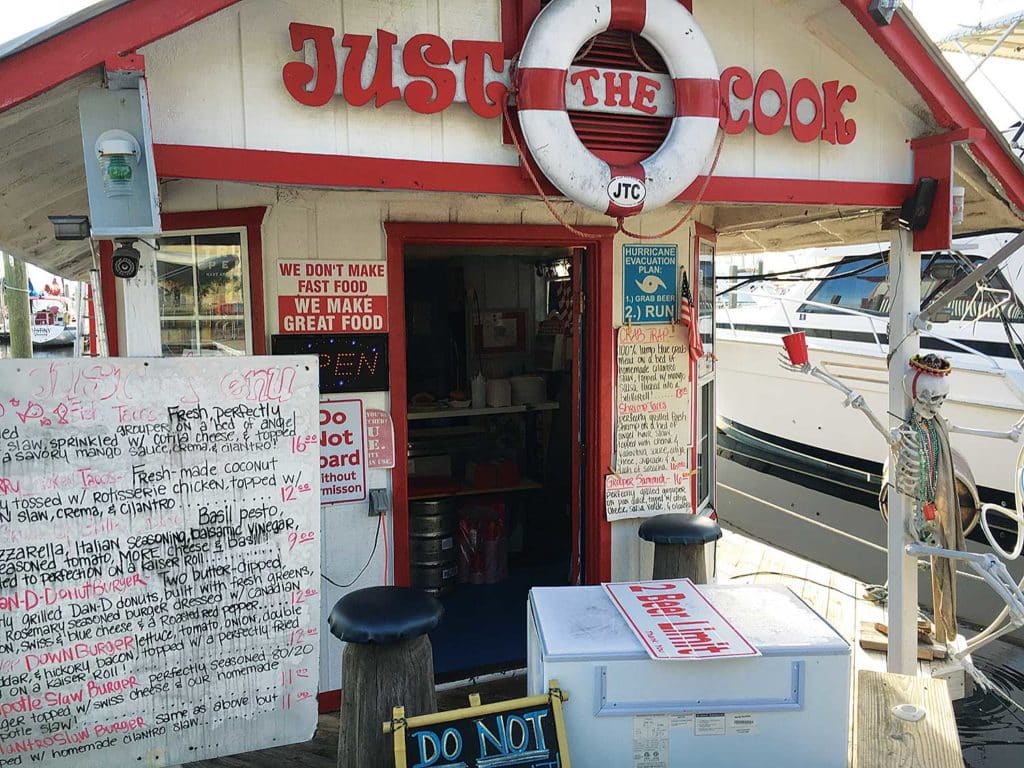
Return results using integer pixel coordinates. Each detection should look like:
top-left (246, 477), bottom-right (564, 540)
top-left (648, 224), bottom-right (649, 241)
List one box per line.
top-left (410, 533), bottom-right (456, 563)
top-left (409, 498), bottom-right (456, 537)
top-left (410, 562), bottom-right (458, 596)
top-left (409, 498), bottom-right (457, 596)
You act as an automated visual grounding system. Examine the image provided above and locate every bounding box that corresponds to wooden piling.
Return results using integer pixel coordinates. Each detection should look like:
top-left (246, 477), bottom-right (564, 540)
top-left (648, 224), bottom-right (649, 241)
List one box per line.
top-left (2, 253), bottom-right (32, 358)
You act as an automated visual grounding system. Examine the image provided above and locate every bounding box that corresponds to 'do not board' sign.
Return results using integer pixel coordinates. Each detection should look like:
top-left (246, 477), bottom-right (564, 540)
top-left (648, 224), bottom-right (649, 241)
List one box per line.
top-left (0, 358), bottom-right (320, 766)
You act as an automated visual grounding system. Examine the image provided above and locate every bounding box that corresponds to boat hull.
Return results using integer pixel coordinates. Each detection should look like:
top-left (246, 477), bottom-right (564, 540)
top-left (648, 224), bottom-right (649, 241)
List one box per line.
top-left (0, 327), bottom-right (76, 348)
top-left (717, 418), bottom-right (1024, 642)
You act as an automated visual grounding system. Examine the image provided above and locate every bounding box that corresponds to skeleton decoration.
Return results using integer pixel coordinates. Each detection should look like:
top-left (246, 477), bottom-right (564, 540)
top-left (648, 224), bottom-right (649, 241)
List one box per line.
top-left (896, 354), bottom-right (953, 544)
top-left (781, 340), bottom-right (1024, 643)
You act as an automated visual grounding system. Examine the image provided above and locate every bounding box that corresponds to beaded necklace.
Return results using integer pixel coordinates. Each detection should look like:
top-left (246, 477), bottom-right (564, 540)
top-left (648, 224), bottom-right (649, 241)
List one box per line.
top-left (913, 414), bottom-right (940, 542)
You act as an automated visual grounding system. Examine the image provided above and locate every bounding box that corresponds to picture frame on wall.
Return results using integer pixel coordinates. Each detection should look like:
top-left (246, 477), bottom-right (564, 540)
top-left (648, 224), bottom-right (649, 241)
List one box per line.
top-left (476, 309), bottom-right (526, 354)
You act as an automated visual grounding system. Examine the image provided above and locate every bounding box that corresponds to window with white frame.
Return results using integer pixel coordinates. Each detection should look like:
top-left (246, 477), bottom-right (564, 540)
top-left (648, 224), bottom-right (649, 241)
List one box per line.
top-left (696, 235), bottom-right (716, 513)
top-left (156, 231), bottom-right (250, 356)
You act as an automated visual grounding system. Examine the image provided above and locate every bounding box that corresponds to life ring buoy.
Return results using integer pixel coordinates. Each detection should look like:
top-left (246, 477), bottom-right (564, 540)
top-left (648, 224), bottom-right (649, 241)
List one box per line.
top-left (516, 0), bottom-right (720, 217)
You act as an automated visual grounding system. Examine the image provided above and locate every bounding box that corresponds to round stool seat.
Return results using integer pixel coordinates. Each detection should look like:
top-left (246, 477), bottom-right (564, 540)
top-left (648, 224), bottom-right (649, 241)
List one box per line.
top-left (639, 514), bottom-right (722, 546)
top-left (329, 586), bottom-right (443, 645)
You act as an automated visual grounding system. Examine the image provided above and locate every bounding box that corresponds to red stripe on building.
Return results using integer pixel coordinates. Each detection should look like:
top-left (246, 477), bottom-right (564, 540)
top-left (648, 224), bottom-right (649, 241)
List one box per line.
top-left (609, 0), bottom-right (648, 34)
top-left (517, 67), bottom-right (567, 111)
top-left (673, 78), bottom-right (720, 118)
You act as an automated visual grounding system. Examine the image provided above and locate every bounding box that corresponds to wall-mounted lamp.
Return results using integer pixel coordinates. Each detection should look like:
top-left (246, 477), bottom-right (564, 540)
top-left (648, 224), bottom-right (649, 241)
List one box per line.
top-left (48, 215), bottom-right (91, 241)
top-left (868, 0), bottom-right (901, 25)
top-left (94, 129), bottom-right (141, 197)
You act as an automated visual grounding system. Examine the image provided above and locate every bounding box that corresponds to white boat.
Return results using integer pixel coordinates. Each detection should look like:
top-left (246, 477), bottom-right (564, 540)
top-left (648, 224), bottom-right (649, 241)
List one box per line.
top-left (0, 295), bottom-right (77, 348)
top-left (715, 230), bottom-right (1024, 637)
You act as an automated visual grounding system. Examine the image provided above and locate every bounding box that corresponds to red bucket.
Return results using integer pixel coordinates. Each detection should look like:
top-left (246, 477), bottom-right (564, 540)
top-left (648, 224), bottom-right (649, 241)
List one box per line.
top-left (782, 331), bottom-right (809, 365)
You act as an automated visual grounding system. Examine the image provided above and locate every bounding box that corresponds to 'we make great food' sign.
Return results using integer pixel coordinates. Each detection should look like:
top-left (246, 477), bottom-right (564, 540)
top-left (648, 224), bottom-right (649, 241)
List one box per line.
top-left (277, 260), bottom-right (388, 334)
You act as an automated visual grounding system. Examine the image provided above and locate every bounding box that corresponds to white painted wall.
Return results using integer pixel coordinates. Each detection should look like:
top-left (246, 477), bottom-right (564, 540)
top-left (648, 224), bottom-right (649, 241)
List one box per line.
top-left (143, 0), bottom-right (926, 186)
top-left (158, 178), bottom-right (705, 689)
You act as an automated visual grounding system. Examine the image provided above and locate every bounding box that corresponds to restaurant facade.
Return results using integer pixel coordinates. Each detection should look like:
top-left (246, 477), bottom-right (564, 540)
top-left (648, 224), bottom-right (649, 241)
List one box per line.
top-left (2, 0), bottom-right (1024, 707)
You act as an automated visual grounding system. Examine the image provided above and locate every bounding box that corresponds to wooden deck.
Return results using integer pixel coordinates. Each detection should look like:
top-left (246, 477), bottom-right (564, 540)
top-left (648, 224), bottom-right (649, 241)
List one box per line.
top-left (184, 528), bottom-right (961, 767)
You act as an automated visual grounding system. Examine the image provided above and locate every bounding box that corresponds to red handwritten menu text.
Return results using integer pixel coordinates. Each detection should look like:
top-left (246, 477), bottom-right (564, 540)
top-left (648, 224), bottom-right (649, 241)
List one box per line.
top-left (0, 358), bottom-right (320, 766)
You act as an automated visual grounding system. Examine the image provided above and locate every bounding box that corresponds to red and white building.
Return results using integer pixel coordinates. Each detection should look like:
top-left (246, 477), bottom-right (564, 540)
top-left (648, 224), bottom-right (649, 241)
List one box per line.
top-left (1, 0), bottom-right (1023, 703)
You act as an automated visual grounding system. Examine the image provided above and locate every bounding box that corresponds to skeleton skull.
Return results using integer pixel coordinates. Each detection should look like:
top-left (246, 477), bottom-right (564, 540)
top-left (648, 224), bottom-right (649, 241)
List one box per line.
top-left (903, 354), bottom-right (951, 420)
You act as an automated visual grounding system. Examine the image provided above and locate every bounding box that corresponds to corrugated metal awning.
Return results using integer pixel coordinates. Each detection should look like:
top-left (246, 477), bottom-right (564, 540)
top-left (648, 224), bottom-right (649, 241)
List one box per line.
top-left (937, 12), bottom-right (1024, 61)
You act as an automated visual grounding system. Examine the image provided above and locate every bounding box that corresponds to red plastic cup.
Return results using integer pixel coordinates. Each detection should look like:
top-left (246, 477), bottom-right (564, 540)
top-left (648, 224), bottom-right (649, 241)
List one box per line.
top-left (782, 331), bottom-right (809, 365)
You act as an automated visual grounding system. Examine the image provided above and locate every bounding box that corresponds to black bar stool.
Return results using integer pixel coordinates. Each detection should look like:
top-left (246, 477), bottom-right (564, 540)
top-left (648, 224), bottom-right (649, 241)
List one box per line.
top-left (329, 586), bottom-right (443, 768)
top-left (638, 513), bottom-right (722, 582)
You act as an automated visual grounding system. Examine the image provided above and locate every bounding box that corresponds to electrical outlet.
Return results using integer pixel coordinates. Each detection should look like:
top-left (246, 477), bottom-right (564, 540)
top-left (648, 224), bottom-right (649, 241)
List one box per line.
top-left (369, 488), bottom-right (391, 517)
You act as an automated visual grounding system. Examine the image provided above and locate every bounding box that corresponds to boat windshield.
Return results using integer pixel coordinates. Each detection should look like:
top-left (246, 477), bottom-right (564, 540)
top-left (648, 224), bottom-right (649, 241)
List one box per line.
top-left (800, 249), bottom-right (1024, 323)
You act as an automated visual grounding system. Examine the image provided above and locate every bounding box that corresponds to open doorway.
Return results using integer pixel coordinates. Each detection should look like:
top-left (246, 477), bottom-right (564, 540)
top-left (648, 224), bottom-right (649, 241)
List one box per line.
top-left (399, 243), bottom-right (581, 678)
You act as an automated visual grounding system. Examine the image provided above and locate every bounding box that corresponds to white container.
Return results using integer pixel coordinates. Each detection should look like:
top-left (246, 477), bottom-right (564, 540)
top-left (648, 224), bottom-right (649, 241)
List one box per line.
top-left (471, 373), bottom-right (486, 409)
top-left (485, 378), bottom-right (511, 408)
top-left (527, 584), bottom-right (850, 768)
top-left (510, 375), bottom-right (545, 405)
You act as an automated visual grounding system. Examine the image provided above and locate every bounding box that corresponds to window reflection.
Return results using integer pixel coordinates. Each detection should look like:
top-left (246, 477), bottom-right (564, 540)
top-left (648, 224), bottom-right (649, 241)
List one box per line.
top-left (156, 232), bottom-right (247, 356)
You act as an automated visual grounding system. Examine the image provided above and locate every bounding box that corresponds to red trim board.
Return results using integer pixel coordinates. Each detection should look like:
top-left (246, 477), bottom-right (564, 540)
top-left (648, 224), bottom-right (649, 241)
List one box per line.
top-left (0, 0), bottom-right (242, 114)
top-left (385, 222), bottom-right (615, 586)
top-left (155, 144), bottom-right (915, 208)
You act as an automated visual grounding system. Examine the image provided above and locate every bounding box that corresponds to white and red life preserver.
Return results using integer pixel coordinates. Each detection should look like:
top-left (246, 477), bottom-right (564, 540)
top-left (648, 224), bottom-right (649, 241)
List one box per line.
top-left (516, 0), bottom-right (720, 217)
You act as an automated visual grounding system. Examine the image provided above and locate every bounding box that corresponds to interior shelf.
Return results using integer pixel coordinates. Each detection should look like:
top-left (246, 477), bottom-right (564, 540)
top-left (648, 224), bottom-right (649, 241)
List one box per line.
top-left (408, 479), bottom-right (544, 501)
top-left (407, 402), bottom-right (559, 421)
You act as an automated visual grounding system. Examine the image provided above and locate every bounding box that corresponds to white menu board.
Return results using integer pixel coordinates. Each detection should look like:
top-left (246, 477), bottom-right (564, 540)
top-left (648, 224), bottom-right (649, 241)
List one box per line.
top-left (615, 323), bottom-right (692, 471)
top-left (0, 357), bottom-right (320, 766)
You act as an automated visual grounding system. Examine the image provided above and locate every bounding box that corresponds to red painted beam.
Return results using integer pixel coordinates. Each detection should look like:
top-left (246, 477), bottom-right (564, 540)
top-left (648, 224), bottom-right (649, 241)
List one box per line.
top-left (155, 143), bottom-right (914, 208)
top-left (841, 1), bottom-right (1024, 212)
top-left (0, 0), bottom-right (242, 114)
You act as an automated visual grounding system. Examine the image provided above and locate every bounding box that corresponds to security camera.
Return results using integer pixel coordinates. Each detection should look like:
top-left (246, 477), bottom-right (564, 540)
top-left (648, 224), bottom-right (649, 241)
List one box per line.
top-left (111, 239), bottom-right (141, 279)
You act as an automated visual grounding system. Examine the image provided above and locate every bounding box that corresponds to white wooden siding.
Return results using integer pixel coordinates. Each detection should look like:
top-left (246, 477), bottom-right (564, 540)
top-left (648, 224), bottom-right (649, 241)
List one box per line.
top-left (144, 0), bottom-right (925, 185)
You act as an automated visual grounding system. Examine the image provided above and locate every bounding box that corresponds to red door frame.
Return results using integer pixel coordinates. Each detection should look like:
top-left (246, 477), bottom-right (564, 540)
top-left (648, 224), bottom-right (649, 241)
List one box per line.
top-left (385, 222), bottom-right (616, 585)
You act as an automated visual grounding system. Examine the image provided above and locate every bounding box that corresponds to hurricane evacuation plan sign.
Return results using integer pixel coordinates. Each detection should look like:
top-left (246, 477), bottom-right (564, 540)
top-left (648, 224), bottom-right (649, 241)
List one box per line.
top-left (0, 357), bottom-right (320, 766)
top-left (603, 580), bottom-right (760, 660)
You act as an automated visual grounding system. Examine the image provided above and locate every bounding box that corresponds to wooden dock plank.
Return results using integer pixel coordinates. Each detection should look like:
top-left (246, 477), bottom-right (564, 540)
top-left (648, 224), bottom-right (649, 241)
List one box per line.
top-left (854, 670), bottom-right (964, 768)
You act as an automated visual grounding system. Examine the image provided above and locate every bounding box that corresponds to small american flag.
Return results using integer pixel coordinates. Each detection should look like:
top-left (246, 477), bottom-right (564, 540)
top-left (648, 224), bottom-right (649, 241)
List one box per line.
top-left (679, 271), bottom-right (704, 360)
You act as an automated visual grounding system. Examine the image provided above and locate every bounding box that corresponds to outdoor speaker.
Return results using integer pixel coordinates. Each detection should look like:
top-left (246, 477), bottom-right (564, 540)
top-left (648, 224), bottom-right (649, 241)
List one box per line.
top-left (899, 177), bottom-right (938, 231)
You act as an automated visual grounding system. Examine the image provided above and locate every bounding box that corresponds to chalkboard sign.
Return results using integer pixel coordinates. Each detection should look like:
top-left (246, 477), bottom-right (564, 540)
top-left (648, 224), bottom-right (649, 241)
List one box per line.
top-left (271, 333), bottom-right (389, 393)
top-left (0, 357), bottom-right (321, 766)
top-left (386, 681), bottom-right (571, 768)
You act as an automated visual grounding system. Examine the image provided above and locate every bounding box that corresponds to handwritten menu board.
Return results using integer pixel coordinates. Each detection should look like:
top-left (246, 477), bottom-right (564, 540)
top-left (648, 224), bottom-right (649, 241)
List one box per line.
top-left (605, 469), bottom-right (692, 521)
top-left (0, 358), bottom-right (320, 767)
top-left (615, 324), bottom-right (692, 473)
top-left (609, 324), bottom-right (693, 521)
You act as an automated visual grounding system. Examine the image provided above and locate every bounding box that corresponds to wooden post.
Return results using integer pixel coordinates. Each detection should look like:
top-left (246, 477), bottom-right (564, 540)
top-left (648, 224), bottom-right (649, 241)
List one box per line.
top-left (3, 253), bottom-right (32, 358)
top-left (339, 635), bottom-right (437, 768)
top-left (118, 245), bottom-right (162, 356)
top-left (886, 229), bottom-right (920, 675)
top-left (652, 543), bottom-right (708, 582)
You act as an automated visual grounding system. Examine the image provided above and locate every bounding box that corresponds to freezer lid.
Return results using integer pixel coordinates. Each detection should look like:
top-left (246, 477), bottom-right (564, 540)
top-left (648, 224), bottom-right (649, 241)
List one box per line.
top-left (529, 583), bottom-right (849, 661)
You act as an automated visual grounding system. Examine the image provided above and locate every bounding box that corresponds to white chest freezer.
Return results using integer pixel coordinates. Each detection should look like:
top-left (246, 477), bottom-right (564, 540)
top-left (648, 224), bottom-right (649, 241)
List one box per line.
top-left (527, 584), bottom-right (850, 768)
